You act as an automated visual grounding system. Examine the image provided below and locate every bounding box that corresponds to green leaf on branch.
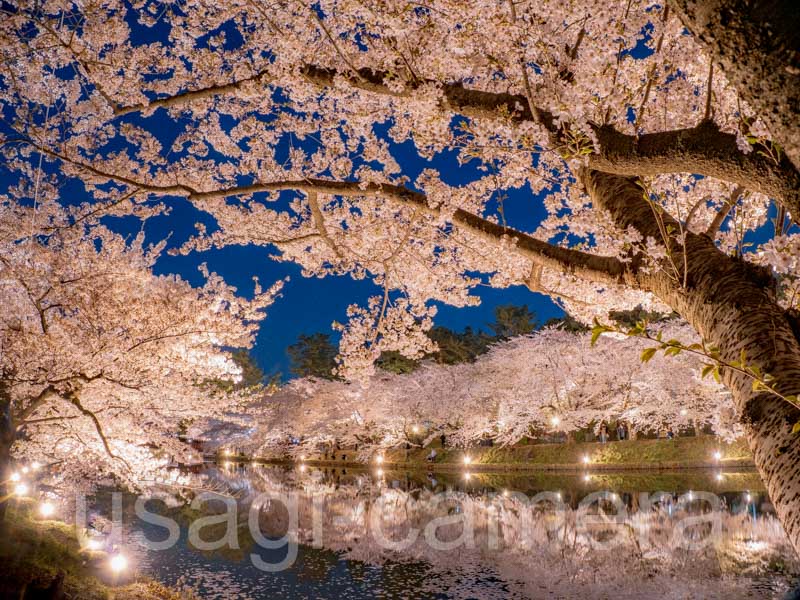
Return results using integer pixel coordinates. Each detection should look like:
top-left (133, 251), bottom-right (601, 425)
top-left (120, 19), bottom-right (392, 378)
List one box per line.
top-left (640, 347), bottom-right (657, 363)
top-left (590, 319), bottom-right (612, 346)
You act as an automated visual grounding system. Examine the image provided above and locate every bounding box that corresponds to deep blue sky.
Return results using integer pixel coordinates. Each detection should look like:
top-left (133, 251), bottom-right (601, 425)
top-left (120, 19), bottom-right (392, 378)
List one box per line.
top-left (5, 10), bottom-right (786, 381)
top-left (7, 144), bottom-right (563, 380)
top-left (138, 191), bottom-right (563, 379)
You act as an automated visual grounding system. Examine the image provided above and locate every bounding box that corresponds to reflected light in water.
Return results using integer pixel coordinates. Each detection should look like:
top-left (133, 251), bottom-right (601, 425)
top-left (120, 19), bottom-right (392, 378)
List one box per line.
top-left (110, 554), bottom-right (128, 573)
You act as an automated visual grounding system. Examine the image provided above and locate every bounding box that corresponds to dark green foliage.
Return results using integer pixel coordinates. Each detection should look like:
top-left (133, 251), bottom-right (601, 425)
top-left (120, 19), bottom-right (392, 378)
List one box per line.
top-left (608, 305), bottom-right (676, 328)
top-left (426, 325), bottom-right (492, 365)
top-left (544, 312), bottom-right (590, 333)
top-left (488, 304), bottom-right (539, 339)
top-left (206, 349), bottom-right (266, 392)
top-left (287, 333), bottom-right (339, 379)
top-left (375, 351), bottom-right (419, 374)
top-left (293, 304), bottom-right (544, 376)
top-left (231, 349), bottom-right (266, 388)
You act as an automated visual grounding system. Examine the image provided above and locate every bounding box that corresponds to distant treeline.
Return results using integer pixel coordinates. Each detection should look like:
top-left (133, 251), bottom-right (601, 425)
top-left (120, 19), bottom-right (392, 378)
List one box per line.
top-left (285, 304), bottom-right (675, 379)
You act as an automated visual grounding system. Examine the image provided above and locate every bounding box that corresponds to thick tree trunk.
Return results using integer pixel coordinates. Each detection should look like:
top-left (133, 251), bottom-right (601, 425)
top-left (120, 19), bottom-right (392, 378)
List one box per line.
top-left (668, 0), bottom-right (800, 170)
top-left (0, 388), bottom-right (14, 525)
top-left (584, 169), bottom-right (800, 553)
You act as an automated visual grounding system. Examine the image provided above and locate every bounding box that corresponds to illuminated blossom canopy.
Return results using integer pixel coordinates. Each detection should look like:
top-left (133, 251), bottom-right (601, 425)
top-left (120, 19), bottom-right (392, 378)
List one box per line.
top-left (0, 198), bottom-right (281, 489)
top-left (1, 0), bottom-right (800, 550)
top-left (246, 322), bottom-right (734, 457)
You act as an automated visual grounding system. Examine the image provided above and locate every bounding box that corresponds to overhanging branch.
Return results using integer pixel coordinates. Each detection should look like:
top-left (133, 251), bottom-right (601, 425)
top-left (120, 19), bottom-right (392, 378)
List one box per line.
top-left (589, 121), bottom-right (800, 222)
top-left (66, 393), bottom-right (131, 470)
top-left (100, 63), bottom-right (800, 216)
top-left (192, 178), bottom-right (631, 285)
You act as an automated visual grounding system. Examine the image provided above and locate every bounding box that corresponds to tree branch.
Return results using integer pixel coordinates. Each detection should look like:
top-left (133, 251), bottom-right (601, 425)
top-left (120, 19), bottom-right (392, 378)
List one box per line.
top-left (113, 69), bottom-right (274, 117)
top-left (589, 121), bottom-right (800, 221)
top-left (306, 191), bottom-right (345, 259)
top-left (193, 178), bottom-right (631, 285)
top-left (706, 185), bottom-right (743, 236)
top-left (29, 57), bottom-right (799, 217)
top-left (15, 385), bottom-right (58, 425)
top-left (66, 393), bottom-right (131, 470)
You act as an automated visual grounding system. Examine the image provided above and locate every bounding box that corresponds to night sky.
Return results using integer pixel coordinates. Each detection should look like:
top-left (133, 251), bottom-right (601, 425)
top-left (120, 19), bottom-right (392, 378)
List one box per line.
top-left (139, 188), bottom-right (564, 379)
top-left (3, 11), bottom-right (784, 380)
top-left (3, 139), bottom-right (563, 380)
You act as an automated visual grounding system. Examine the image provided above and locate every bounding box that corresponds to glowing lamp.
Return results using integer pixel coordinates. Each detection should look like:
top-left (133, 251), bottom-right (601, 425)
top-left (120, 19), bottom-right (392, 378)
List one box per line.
top-left (14, 483), bottom-right (28, 496)
top-left (39, 502), bottom-right (55, 517)
top-left (680, 409), bottom-right (688, 416)
top-left (713, 450), bottom-right (722, 461)
top-left (550, 416), bottom-right (560, 427)
top-left (375, 455), bottom-right (384, 464)
top-left (86, 539), bottom-right (103, 551)
top-left (10, 472), bottom-right (20, 482)
top-left (463, 456), bottom-right (472, 466)
top-left (412, 425), bottom-right (420, 434)
top-left (582, 455), bottom-right (590, 465)
top-left (21, 466), bottom-right (29, 474)
top-left (299, 464), bottom-right (307, 473)
top-left (109, 554), bottom-right (128, 573)
top-left (31, 462), bottom-right (40, 470)
top-left (375, 468), bottom-right (384, 477)
top-left (464, 472), bottom-right (472, 481)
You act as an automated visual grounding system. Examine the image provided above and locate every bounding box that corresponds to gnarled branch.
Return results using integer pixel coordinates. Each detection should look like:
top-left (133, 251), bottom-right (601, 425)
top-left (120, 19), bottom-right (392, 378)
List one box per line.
top-left (192, 178), bottom-right (631, 286)
top-left (62, 59), bottom-right (800, 217)
top-left (589, 122), bottom-right (800, 221)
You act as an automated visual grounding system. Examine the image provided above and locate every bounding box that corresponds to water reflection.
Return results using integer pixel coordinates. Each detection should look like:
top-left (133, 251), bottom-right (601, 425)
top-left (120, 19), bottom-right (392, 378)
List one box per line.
top-left (122, 465), bottom-right (799, 599)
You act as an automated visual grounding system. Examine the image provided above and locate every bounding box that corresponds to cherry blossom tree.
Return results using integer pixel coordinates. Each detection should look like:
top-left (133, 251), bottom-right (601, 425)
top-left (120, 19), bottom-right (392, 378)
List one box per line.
top-left (2, 0), bottom-right (800, 548)
top-left (202, 464), bottom-right (800, 598)
top-left (669, 0), bottom-right (800, 170)
top-left (247, 322), bottom-right (734, 458)
top-left (0, 197), bottom-right (281, 516)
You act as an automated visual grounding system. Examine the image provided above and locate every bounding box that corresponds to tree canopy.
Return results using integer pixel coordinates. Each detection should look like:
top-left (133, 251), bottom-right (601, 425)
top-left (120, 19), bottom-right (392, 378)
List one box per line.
top-left (2, 0), bottom-right (800, 551)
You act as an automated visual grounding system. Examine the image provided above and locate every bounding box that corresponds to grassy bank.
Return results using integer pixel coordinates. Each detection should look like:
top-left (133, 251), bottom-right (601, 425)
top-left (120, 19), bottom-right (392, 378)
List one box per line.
top-left (0, 499), bottom-right (192, 600)
top-left (258, 435), bottom-right (753, 472)
top-left (413, 435), bottom-right (753, 469)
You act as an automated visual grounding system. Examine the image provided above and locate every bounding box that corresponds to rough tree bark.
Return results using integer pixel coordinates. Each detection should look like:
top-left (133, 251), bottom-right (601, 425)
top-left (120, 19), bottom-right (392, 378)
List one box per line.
top-left (0, 381), bottom-right (14, 525)
top-left (584, 168), bottom-right (800, 553)
top-left (669, 0), bottom-right (800, 170)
